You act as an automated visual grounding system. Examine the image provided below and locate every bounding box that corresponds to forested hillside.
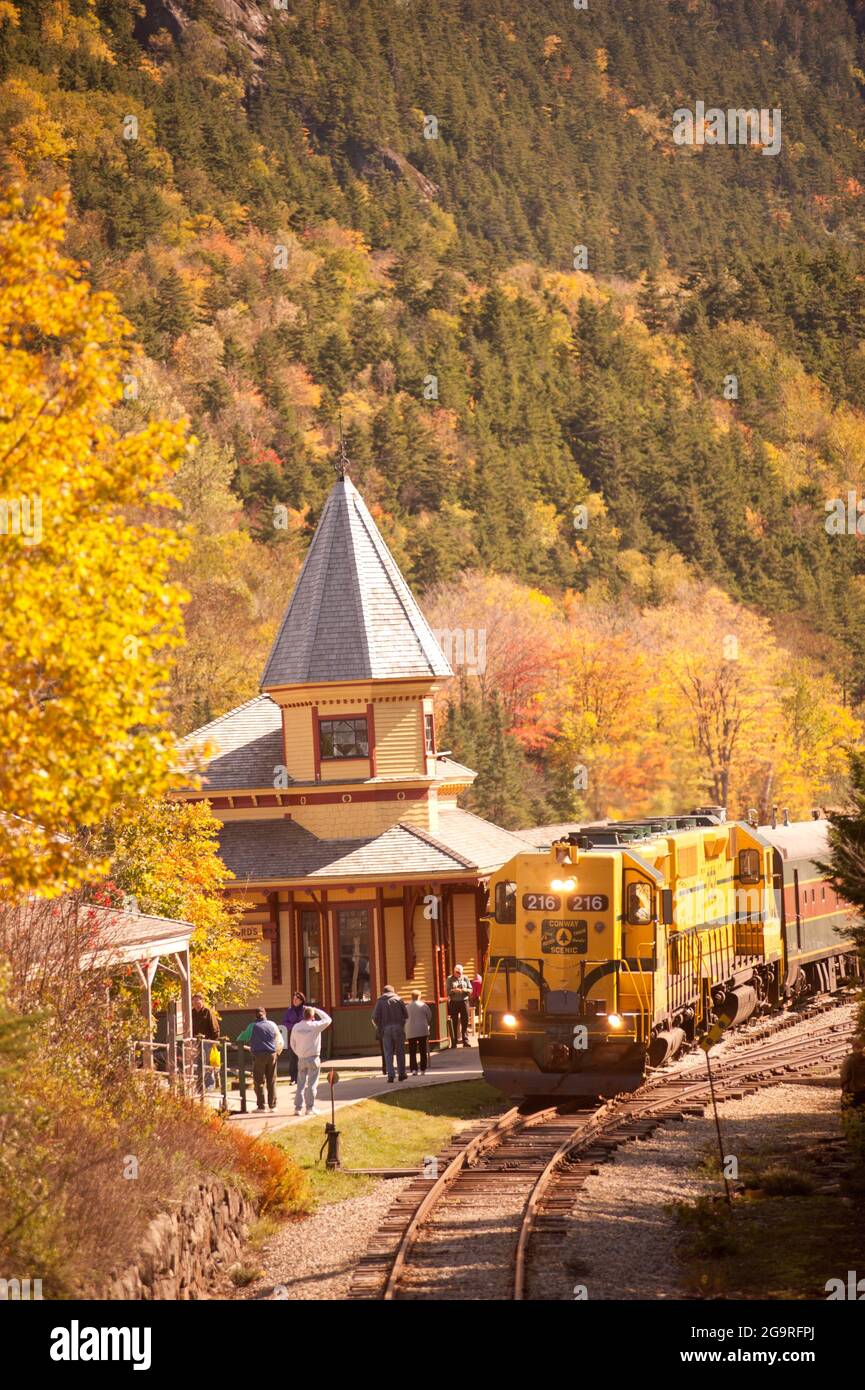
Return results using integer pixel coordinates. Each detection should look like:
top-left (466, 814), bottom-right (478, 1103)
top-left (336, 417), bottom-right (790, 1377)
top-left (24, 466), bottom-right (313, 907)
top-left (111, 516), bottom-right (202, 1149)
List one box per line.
top-left (3, 0), bottom-right (865, 823)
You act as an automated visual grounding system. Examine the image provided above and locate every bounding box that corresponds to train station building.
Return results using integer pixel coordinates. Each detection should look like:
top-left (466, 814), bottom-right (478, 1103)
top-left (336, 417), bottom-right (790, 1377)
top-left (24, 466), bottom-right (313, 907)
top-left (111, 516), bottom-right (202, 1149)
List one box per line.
top-left (177, 468), bottom-right (529, 1054)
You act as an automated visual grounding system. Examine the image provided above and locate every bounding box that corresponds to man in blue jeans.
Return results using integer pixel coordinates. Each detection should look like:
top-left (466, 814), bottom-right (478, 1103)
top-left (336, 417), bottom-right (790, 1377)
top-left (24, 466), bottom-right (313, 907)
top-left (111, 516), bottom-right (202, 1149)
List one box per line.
top-left (236, 1007), bottom-right (282, 1111)
top-left (288, 1006), bottom-right (332, 1116)
top-left (372, 985), bottom-right (409, 1082)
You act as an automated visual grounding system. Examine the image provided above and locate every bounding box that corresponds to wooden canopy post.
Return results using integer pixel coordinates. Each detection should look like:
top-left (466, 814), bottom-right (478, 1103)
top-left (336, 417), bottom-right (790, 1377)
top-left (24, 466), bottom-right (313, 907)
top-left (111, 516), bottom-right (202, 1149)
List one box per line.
top-left (174, 949), bottom-right (193, 1039)
top-left (134, 956), bottom-right (160, 1068)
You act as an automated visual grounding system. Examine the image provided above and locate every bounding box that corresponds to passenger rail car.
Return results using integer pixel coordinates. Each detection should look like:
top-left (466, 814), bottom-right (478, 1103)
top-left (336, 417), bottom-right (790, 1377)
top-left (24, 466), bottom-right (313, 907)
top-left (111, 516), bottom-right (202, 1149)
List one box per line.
top-left (479, 815), bottom-right (859, 1099)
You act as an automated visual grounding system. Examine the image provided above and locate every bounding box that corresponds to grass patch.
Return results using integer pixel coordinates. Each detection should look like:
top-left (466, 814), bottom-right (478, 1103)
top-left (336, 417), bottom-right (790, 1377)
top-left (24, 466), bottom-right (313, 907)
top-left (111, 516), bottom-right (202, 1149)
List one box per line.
top-left (680, 1193), bottom-right (865, 1298)
top-left (678, 1132), bottom-right (865, 1298)
top-left (755, 1164), bottom-right (815, 1196)
top-left (246, 1214), bottom-right (281, 1250)
top-left (273, 1080), bottom-right (507, 1207)
top-left (670, 1196), bottom-right (739, 1258)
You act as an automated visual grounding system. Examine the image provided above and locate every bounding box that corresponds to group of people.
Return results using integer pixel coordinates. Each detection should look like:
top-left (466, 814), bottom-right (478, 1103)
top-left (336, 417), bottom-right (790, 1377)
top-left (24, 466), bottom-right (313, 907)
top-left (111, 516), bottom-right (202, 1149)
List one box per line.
top-left (190, 963), bottom-right (483, 1113)
top-left (233, 997), bottom-right (333, 1115)
top-left (372, 964), bottom-right (481, 1082)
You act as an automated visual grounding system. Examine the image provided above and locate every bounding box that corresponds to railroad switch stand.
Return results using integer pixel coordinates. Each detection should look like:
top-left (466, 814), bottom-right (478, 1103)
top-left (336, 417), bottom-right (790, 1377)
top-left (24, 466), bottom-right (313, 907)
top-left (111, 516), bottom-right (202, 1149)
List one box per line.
top-left (320, 1069), bottom-right (341, 1170)
top-left (322, 1121), bottom-right (341, 1170)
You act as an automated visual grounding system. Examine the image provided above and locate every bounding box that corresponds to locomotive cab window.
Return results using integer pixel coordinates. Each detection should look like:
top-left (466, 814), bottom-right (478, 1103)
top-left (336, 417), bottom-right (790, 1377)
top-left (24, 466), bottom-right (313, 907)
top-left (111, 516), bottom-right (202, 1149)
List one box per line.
top-left (738, 848), bottom-right (761, 884)
top-left (495, 880), bottom-right (517, 924)
top-left (626, 881), bottom-right (653, 925)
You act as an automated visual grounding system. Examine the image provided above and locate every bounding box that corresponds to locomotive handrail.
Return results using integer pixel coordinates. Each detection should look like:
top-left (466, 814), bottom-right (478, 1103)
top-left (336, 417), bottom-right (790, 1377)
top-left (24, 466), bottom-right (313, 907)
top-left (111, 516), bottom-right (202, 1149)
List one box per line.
top-left (481, 953), bottom-right (652, 1042)
top-left (579, 956), bottom-right (652, 1041)
top-left (480, 955), bottom-right (548, 1029)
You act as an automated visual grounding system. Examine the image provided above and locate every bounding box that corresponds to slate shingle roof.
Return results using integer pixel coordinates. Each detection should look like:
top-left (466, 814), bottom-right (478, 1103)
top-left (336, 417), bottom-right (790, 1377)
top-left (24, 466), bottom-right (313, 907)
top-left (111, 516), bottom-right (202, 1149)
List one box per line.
top-left (217, 808), bottom-right (533, 883)
top-left (261, 475), bottom-right (452, 687)
top-left (219, 819), bottom-right (466, 881)
top-left (435, 808), bottom-right (535, 870)
top-left (180, 695), bottom-right (285, 791)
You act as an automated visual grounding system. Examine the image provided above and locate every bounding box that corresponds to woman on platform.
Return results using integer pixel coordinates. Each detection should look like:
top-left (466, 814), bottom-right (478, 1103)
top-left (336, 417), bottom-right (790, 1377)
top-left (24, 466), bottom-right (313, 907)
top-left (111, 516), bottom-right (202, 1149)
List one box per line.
top-left (282, 991), bottom-right (307, 1086)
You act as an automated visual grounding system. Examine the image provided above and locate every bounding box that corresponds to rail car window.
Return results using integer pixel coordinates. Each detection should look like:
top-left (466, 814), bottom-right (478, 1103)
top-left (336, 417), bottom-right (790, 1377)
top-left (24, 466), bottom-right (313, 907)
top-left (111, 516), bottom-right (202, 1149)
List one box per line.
top-left (738, 848), bottom-right (761, 883)
top-left (626, 881), bottom-right (653, 925)
top-left (495, 880), bottom-right (517, 924)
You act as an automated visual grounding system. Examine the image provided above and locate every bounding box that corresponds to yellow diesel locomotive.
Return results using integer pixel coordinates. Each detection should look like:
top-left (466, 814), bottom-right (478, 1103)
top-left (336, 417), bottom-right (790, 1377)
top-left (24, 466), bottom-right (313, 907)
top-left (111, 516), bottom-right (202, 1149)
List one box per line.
top-left (479, 813), bottom-right (858, 1098)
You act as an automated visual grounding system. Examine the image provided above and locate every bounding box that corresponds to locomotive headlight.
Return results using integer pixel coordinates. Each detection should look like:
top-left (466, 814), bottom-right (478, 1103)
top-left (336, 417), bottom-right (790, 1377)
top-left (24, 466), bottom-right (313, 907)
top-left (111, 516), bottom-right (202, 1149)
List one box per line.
top-left (551, 878), bottom-right (563, 891)
top-left (562, 877), bottom-right (576, 891)
top-left (502, 1013), bottom-right (518, 1029)
top-left (606, 1013), bottom-right (624, 1030)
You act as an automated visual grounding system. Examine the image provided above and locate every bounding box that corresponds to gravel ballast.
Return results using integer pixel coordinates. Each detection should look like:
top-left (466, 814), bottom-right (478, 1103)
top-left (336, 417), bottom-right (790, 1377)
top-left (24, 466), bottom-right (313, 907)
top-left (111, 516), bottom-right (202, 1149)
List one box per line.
top-left (233, 1178), bottom-right (412, 1301)
top-left (532, 1083), bottom-right (844, 1301)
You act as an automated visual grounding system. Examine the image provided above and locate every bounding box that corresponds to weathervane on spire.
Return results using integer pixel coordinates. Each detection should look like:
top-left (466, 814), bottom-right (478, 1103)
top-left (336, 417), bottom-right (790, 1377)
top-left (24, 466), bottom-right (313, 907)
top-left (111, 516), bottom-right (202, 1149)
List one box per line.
top-left (334, 415), bottom-right (350, 479)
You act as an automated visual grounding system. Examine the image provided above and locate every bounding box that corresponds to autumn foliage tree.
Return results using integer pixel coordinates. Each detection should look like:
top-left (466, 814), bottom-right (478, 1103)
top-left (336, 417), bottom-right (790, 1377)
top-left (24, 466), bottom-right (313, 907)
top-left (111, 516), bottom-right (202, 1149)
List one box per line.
top-left (430, 572), bottom-right (859, 827)
top-left (90, 799), bottom-right (260, 1008)
top-left (0, 189), bottom-right (188, 896)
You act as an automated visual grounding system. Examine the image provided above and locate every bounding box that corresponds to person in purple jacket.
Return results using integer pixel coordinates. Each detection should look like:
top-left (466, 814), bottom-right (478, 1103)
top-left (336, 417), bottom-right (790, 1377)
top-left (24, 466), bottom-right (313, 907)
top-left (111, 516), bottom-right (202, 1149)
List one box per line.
top-left (282, 990), bottom-right (307, 1085)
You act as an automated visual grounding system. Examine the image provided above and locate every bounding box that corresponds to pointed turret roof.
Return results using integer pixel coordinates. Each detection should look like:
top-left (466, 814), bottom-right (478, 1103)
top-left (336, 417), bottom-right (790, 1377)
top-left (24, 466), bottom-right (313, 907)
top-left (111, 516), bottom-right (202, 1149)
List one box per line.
top-left (262, 475), bottom-right (452, 687)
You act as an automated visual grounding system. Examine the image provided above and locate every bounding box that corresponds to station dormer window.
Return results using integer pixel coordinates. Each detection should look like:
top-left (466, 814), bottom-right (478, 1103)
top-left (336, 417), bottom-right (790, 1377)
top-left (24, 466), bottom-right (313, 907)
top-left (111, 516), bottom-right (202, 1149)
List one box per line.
top-left (319, 717), bottom-right (369, 759)
top-left (424, 712), bottom-right (435, 755)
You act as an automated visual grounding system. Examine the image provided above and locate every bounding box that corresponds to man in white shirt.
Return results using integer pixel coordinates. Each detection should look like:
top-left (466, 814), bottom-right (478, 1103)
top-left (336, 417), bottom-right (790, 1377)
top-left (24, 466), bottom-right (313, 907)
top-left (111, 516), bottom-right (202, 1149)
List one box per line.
top-left (289, 1006), bottom-right (332, 1116)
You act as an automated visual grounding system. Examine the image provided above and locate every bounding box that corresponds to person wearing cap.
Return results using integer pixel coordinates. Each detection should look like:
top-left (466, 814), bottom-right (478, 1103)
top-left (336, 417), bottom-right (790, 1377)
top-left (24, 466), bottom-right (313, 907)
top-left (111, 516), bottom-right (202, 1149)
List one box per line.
top-left (236, 1007), bottom-right (282, 1111)
top-left (446, 964), bottom-right (472, 1047)
top-left (372, 985), bottom-right (409, 1083)
top-left (289, 1005), bottom-right (332, 1117)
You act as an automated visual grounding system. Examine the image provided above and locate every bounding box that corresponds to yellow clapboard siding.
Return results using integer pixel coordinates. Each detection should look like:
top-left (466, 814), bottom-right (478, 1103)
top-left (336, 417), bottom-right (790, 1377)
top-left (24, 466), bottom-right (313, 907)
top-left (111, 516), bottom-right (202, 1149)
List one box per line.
top-left (374, 700), bottom-right (423, 776)
top-left (452, 891), bottom-right (478, 978)
top-left (320, 759), bottom-right (371, 781)
top-left (281, 705), bottom-right (315, 781)
top-left (291, 797), bottom-right (430, 839)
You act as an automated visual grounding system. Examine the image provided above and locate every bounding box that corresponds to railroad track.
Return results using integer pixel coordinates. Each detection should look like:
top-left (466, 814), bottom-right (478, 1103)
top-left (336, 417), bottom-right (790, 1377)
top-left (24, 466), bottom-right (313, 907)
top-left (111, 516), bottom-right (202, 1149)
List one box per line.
top-left (349, 999), bottom-right (856, 1301)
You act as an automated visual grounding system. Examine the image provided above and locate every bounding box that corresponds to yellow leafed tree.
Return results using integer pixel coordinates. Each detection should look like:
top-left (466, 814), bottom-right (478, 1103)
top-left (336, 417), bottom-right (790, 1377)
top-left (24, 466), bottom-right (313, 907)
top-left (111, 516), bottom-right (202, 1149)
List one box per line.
top-left (0, 189), bottom-right (188, 897)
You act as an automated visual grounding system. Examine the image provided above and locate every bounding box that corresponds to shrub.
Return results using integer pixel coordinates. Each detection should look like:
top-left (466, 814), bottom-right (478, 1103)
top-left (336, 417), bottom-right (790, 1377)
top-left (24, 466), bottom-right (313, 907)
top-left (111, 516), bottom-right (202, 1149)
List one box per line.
top-left (842, 1106), bottom-right (865, 1167)
top-left (0, 895), bottom-right (309, 1297)
top-left (754, 1164), bottom-right (815, 1196)
top-left (220, 1123), bottom-right (312, 1216)
top-left (670, 1195), bottom-right (738, 1258)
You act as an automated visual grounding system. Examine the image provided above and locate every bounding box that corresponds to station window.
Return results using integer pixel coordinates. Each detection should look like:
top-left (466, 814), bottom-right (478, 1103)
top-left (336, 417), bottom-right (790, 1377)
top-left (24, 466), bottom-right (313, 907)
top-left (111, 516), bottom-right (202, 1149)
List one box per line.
top-left (319, 717), bottom-right (369, 759)
top-left (337, 908), bottom-right (371, 1005)
top-left (424, 712), bottom-right (435, 754)
top-left (300, 909), bottom-right (322, 1003)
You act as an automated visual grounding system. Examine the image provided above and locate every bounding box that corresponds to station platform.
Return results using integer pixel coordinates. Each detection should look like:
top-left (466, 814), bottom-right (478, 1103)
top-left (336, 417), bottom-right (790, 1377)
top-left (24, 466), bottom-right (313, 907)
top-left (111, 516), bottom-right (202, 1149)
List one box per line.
top-left (209, 1042), bottom-right (483, 1137)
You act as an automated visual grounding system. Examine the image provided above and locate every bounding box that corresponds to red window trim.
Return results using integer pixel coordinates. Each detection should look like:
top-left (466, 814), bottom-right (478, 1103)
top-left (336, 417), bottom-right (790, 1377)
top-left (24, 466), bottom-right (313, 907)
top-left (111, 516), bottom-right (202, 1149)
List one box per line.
top-left (367, 702), bottom-right (378, 776)
top-left (264, 890), bottom-right (282, 986)
top-left (311, 706), bottom-right (320, 780)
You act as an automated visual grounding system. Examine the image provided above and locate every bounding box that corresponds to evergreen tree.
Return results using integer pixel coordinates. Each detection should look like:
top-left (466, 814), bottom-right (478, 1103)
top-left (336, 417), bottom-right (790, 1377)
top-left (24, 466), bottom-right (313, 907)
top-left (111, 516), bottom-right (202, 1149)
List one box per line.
top-left (816, 751), bottom-right (865, 957)
top-left (637, 269), bottom-right (668, 333)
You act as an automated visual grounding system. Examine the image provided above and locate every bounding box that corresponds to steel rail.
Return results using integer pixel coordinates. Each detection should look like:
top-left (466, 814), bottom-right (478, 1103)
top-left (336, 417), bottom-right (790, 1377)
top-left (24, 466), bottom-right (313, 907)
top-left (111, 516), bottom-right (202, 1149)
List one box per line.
top-left (513, 1004), bottom-right (855, 1300)
top-left (381, 1102), bottom-right (560, 1300)
top-left (359, 1000), bottom-right (855, 1301)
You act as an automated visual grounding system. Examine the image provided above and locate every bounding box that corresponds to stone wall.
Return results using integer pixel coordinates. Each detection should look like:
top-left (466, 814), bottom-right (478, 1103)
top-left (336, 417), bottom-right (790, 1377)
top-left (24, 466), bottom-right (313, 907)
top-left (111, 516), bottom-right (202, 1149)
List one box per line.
top-left (102, 1180), bottom-right (258, 1300)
